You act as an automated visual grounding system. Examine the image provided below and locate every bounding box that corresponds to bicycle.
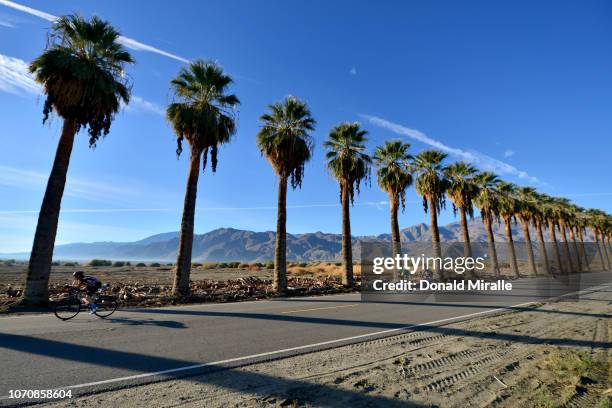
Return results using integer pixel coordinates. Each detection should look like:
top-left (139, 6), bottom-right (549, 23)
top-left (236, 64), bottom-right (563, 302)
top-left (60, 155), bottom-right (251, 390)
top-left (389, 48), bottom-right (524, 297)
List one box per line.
top-left (53, 284), bottom-right (118, 320)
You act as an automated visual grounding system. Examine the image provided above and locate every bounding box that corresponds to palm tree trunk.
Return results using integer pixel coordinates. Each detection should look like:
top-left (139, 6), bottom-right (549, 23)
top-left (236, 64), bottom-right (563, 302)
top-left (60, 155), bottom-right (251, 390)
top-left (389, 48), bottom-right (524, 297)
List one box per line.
top-left (21, 119), bottom-right (76, 307)
top-left (459, 207), bottom-right (476, 279)
top-left (600, 230), bottom-right (612, 270)
top-left (173, 149), bottom-right (201, 297)
top-left (389, 192), bottom-right (401, 281)
top-left (273, 176), bottom-right (288, 292)
top-left (429, 197), bottom-right (442, 280)
top-left (594, 229), bottom-right (606, 271)
top-left (578, 227), bottom-right (589, 271)
top-left (536, 220), bottom-right (550, 275)
top-left (521, 219), bottom-right (538, 276)
top-left (504, 217), bottom-right (520, 277)
top-left (549, 220), bottom-right (564, 273)
top-left (341, 183), bottom-right (354, 287)
top-left (484, 213), bottom-right (500, 277)
top-left (389, 192), bottom-right (401, 256)
top-left (558, 220), bottom-right (575, 272)
top-left (569, 227), bottom-right (582, 272)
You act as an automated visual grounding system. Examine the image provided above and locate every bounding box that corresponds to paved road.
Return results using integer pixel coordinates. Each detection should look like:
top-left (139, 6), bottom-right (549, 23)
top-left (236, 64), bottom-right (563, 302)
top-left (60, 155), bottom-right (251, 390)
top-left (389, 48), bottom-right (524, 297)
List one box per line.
top-left (0, 271), bottom-right (610, 404)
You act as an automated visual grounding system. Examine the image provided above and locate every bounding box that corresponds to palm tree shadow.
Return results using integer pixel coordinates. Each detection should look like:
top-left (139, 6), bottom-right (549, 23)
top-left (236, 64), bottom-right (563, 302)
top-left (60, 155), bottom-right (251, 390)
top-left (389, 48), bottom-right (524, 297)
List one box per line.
top-left (101, 317), bottom-right (187, 329)
top-left (0, 333), bottom-right (421, 407)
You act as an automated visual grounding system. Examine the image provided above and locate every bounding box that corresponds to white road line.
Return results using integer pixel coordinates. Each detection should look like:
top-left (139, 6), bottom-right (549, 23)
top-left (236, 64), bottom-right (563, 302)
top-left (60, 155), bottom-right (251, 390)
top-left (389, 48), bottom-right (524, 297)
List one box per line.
top-left (0, 300), bottom-right (537, 399)
top-left (281, 304), bottom-right (359, 314)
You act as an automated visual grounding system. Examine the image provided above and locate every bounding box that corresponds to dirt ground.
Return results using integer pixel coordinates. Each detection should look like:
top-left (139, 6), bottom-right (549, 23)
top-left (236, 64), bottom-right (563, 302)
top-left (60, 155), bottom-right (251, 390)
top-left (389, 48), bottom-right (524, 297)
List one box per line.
top-left (41, 284), bottom-right (611, 408)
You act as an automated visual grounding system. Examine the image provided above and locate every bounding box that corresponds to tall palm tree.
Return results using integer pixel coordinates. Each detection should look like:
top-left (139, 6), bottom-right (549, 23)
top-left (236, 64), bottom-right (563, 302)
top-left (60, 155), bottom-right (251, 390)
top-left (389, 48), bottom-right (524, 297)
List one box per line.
top-left (257, 96), bottom-right (315, 292)
top-left (566, 204), bottom-right (583, 272)
top-left (324, 123), bottom-right (371, 286)
top-left (588, 209), bottom-right (612, 270)
top-left (532, 193), bottom-right (551, 275)
top-left (553, 197), bottom-right (576, 272)
top-left (474, 172), bottom-right (501, 276)
top-left (413, 150), bottom-right (448, 280)
top-left (22, 15), bottom-right (134, 306)
top-left (575, 207), bottom-right (590, 271)
top-left (496, 181), bottom-right (520, 278)
top-left (167, 60), bottom-right (239, 296)
top-left (515, 187), bottom-right (539, 276)
top-left (541, 194), bottom-right (564, 273)
top-left (373, 140), bottom-right (413, 259)
top-left (444, 162), bottom-right (479, 278)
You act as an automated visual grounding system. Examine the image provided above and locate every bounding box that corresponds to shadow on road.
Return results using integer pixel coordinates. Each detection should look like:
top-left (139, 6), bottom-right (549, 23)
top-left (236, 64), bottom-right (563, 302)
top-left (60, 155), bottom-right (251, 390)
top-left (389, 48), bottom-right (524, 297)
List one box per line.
top-left (101, 317), bottom-right (188, 329)
top-left (0, 333), bottom-right (421, 407)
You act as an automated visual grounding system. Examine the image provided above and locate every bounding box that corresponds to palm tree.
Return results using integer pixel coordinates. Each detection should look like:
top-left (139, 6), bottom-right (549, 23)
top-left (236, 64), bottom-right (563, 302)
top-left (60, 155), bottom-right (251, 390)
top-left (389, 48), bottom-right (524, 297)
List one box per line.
top-left (540, 194), bottom-right (564, 273)
top-left (22, 15), bottom-right (134, 306)
top-left (167, 60), bottom-right (239, 296)
top-left (444, 162), bottom-right (479, 278)
top-left (496, 182), bottom-right (520, 278)
top-left (553, 197), bottom-right (576, 272)
top-left (588, 209), bottom-right (612, 270)
top-left (515, 187), bottom-right (539, 276)
top-left (575, 208), bottom-right (590, 271)
top-left (413, 150), bottom-right (448, 280)
top-left (257, 96), bottom-right (315, 292)
top-left (373, 140), bottom-right (413, 259)
top-left (532, 193), bottom-right (551, 275)
top-left (566, 204), bottom-right (583, 272)
top-left (324, 123), bottom-right (371, 286)
top-left (474, 172), bottom-right (501, 276)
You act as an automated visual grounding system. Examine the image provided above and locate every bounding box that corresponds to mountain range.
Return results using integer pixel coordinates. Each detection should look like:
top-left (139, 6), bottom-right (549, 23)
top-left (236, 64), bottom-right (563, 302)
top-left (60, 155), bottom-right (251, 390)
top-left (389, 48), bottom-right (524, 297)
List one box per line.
top-left (0, 218), bottom-right (595, 262)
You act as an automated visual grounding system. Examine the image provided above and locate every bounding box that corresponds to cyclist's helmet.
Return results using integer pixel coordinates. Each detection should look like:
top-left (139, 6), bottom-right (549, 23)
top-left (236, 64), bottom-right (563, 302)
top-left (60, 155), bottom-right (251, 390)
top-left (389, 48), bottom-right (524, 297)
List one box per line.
top-left (73, 271), bottom-right (85, 279)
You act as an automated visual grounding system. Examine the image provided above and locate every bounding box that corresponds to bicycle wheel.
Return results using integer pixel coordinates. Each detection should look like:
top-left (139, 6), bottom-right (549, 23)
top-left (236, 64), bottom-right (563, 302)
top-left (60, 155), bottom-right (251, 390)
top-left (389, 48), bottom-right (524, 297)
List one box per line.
top-left (54, 298), bottom-right (81, 320)
top-left (94, 297), bottom-right (118, 318)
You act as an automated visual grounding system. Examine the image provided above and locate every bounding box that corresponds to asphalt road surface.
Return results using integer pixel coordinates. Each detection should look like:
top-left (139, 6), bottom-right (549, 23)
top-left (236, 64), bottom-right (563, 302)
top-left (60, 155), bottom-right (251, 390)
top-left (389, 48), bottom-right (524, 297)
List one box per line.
top-left (0, 271), bottom-right (610, 405)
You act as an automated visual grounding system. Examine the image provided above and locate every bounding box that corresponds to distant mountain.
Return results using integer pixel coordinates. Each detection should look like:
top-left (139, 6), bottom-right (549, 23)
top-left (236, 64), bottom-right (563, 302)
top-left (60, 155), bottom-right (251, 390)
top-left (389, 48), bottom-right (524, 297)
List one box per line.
top-left (0, 218), bottom-right (595, 262)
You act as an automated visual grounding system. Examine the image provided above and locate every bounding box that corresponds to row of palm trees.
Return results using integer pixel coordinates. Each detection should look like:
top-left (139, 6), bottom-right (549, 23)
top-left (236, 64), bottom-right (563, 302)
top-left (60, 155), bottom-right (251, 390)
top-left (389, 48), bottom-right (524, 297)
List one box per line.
top-left (19, 15), bottom-right (612, 305)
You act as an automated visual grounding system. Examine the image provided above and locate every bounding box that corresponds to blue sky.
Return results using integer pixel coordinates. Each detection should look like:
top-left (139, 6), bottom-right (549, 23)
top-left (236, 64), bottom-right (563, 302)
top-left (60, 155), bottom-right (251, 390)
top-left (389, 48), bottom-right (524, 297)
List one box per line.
top-left (0, 0), bottom-right (611, 252)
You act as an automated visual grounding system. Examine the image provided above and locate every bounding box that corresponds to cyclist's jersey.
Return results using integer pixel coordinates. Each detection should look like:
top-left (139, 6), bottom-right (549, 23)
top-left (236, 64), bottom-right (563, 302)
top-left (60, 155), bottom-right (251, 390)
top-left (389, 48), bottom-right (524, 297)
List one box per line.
top-left (80, 276), bottom-right (101, 291)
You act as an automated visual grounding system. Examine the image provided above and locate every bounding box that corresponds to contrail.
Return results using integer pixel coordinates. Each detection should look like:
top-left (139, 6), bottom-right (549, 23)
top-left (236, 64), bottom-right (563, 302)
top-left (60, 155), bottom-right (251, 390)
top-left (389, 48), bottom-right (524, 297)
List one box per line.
top-left (0, 0), bottom-right (189, 63)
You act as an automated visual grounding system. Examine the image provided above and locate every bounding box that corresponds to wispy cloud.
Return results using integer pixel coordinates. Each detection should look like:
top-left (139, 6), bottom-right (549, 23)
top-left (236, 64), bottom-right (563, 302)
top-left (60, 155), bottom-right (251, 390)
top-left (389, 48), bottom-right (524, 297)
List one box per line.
top-left (0, 208), bottom-right (169, 214)
top-left (0, 165), bottom-right (140, 203)
top-left (0, 19), bottom-right (14, 27)
top-left (197, 201), bottom-right (416, 211)
top-left (349, 67), bottom-right (357, 76)
top-left (503, 149), bottom-right (515, 158)
top-left (0, 52), bottom-right (164, 117)
top-left (127, 96), bottom-right (165, 116)
top-left (0, 53), bottom-right (40, 95)
top-left (361, 114), bottom-right (542, 184)
top-left (0, 0), bottom-right (189, 63)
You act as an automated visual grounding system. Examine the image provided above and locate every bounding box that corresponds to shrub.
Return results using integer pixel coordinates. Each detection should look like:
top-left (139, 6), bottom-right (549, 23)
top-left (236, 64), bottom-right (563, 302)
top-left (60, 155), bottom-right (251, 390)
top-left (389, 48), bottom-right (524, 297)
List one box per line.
top-left (239, 263), bottom-right (250, 268)
top-left (192, 262), bottom-right (202, 268)
top-left (126, 261), bottom-right (131, 266)
top-left (217, 262), bottom-right (229, 268)
top-left (63, 262), bottom-right (76, 267)
top-left (228, 261), bottom-right (241, 268)
top-left (150, 262), bottom-right (161, 267)
top-left (265, 262), bottom-right (274, 269)
top-left (112, 261), bottom-right (125, 267)
top-left (136, 262), bottom-right (147, 267)
top-left (89, 259), bottom-right (112, 267)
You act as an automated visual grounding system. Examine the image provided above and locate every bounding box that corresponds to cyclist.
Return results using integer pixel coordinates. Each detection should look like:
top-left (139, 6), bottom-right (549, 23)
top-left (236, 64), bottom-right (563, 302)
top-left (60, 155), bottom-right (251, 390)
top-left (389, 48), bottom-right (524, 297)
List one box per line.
top-left (72, 271), bottom-right (102, 314)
